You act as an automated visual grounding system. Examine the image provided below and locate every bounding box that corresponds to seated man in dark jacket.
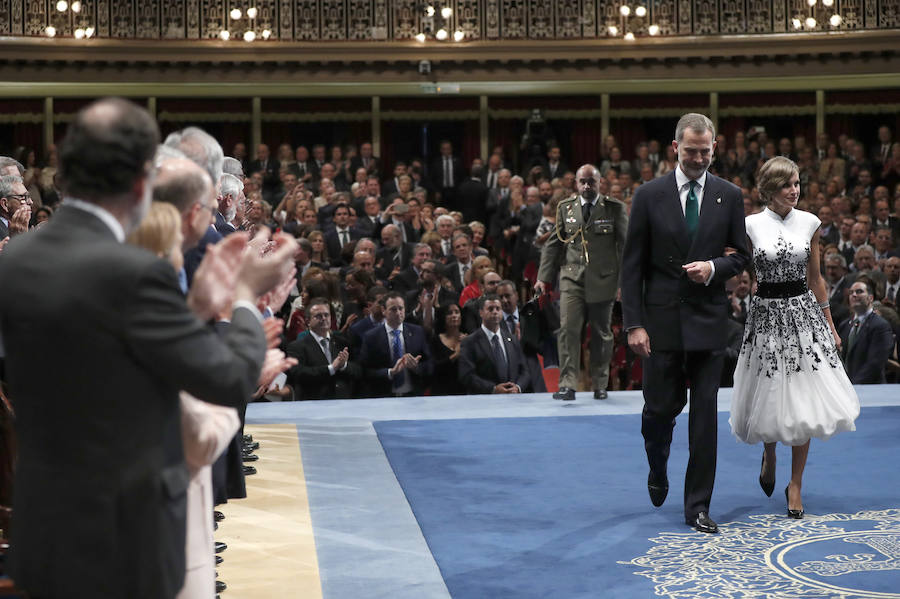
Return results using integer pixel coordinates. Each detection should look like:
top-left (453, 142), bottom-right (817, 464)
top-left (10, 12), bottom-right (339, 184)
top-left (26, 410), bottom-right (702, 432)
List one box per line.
top-left (358, 292), bottom-right (433, 397)
top-left (286, 298), bottom-right (361, 399)
top-left (839, 280), bottom-right (895, 384)
top-left (458, 294), bottom-right (529, 394)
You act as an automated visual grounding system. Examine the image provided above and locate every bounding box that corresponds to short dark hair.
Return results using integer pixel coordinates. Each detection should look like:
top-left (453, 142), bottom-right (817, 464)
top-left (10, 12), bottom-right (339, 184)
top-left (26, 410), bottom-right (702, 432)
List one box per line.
top-left (59, 98), bottom-right (159, 203)
top-left (367, 285), bottom-right (388, 304)
top-left (306, 297), bottom-right (331, 312)
top-left (334, 202), bottom-right (350, 215)
top-left (479, 293), bottom-right (501, 310)
top-left (379, 291), bottom-right (405, 308)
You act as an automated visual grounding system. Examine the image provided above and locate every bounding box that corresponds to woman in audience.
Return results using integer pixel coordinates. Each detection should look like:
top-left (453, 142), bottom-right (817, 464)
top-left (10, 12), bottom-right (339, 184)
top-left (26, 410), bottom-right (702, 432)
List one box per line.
top-left (458, 255), bottom-right (495, 307)
top-left (430, 304), bottom-right (467, 396)
top-left (307, 230), bottom-right (330, 267)
top-left (127, 201), bottom-right (183, 270)
top-left (818, 143), bottom-right (846, 184)
top-left (656, 145), bottom-right (678, 177)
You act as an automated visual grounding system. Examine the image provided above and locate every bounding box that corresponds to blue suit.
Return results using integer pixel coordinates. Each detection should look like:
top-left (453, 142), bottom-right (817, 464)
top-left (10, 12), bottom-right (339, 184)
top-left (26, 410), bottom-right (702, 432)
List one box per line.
top-left (358, 322), bottom-right (433, 397)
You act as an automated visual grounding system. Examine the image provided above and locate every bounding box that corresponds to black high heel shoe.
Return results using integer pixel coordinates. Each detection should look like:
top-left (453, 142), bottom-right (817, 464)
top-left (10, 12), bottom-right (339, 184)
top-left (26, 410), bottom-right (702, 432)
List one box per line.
top-left (759, 453), bottom-right (775, 497)
top-left (785, 485), bottom-right (804, 519)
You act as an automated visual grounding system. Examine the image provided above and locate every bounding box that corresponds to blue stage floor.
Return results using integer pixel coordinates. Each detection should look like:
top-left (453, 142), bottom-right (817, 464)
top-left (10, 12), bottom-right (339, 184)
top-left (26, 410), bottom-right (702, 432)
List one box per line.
top-left (246, 386), bottom-right (900, 599)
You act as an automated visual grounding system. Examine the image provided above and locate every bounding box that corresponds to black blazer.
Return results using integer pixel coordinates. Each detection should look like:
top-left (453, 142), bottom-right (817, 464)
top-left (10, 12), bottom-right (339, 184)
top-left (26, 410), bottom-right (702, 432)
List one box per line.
top-left (430, 155), bottom-right (464, 190)
top-left (455, 177), bottom-right (490, 223)
top-left (391, 266), bottom-right (420, 295)
top-left (0, 206), bottom-right (267, 598)
top-left (349, 155), bottom-right (380, 177)
top-left (286, 332), bottom-right (361, 399)
top-left (621, 171), bottom-right (750, 351)
top-left (457, 327), bottom-right (529, 394)
top-left (248, 158), bottom-right (280, 192)
top-left (839, 312), bottom-right (895, 384)
top-left (358, 322), bottom-right (433, 397)
top-left (324, 228), bottom-right (360, 266)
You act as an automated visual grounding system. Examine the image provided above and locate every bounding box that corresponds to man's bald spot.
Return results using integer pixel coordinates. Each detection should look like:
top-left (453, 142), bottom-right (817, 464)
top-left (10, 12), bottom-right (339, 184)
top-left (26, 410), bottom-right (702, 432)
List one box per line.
top-left (575, 164), bottom-right (600, 181)
top-left (152, 157), bottom-right (214, 214)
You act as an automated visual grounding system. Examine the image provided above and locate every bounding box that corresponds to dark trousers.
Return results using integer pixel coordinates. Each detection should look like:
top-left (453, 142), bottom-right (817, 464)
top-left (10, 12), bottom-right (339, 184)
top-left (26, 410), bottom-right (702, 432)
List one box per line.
top-left (641, 349), bottom-right (723, 519)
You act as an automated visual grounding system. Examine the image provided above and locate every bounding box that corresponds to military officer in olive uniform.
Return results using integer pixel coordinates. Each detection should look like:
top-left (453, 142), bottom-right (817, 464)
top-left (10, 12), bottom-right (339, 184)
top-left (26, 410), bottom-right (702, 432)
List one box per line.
top-left (535, 164), bottom-right (627, 400)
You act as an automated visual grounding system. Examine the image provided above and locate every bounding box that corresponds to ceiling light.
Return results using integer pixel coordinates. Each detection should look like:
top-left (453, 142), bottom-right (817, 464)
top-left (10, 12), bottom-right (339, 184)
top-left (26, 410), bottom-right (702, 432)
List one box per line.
top-left (261, 29), bottom-right (271, 39)
top-left (56, 1), bottom-right (68, 12)
top-left (624, 31), bottom-right (635, 40)
top-left (45, 26), bottom-right (57, 36)
top-left (71, 1), bottom-right (82, 13)
top-left (247, 7), bottom-right (258, 19)
top-left (648, 24), bottom-right (660, 35)
top-left (244, 30), bottom-right (256, 41)
top-left (805, 16), bottom-right (817, 27)
top-left (230, 8), bottom-right (242, 20)
top-left (829, 14), bottom-right (842, 25)
top-left (441, 7), bottom-right (453, 18)
top-left (435, 28), bottom-right (448, 40)
top-left (608, 25), bottom-right (618, 35)
top-left (415, 32), bottom-right (426, 42)
top-left (620, 5), bottom-right (631, 16)
top-left (453, 30), bottom-right (464, 41)
top-left (219, 29), bottom-right (230, 40)
top-left (635, 6), bottom-right (647, 17)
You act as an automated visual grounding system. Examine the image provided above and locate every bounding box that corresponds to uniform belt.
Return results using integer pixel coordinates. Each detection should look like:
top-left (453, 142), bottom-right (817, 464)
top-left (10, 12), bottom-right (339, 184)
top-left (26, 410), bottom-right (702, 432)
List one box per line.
top-left (756, 279), bottom-right (807, 298)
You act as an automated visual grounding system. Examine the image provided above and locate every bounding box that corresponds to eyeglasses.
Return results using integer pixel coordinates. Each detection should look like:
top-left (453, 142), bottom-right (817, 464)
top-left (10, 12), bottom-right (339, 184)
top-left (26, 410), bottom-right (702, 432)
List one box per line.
top-left (308, 312), bottom-right (331, 320)
top-left (7, 193), bottom-right (32, 203)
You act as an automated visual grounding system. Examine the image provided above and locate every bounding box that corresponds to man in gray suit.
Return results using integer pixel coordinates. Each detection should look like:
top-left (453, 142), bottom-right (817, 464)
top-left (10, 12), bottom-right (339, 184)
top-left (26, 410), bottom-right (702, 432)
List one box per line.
top-left (0, 98), bottom-right (297, 598)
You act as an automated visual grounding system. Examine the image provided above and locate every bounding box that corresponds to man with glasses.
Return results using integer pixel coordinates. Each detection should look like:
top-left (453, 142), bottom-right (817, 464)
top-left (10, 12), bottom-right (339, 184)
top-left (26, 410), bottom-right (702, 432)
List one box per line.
top-left (286, 298), bottom-right (360, 400)
top-left (0, 175), bottom-right (32, 241)
top-left (536, 164), bottom-right (627, 401)
top-left (405, 258), bottom-right (459, 323)
top-left (839, 280), bottom-right (895, 384)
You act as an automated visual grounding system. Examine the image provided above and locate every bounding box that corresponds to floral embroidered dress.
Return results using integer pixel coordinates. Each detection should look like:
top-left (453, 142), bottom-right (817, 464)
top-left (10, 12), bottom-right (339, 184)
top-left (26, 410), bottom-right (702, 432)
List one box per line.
top-left (730, 207), bottom-right (859, 445)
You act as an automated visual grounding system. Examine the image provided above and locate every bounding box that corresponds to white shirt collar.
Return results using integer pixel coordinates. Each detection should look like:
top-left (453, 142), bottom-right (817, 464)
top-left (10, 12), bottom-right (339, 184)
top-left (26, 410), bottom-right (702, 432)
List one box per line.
top-left (504, 309), bottom-right (519, 322)
top-left (64, 197), bottom-right (126, 242)
top-left (384, 321), bottom-right (403, 334)
top-left (481, 324), bottom-right (501, 340)
top-left (310, 330), bottom-right (330, 344)
top-left (674, 165), bottom-right (707, 192)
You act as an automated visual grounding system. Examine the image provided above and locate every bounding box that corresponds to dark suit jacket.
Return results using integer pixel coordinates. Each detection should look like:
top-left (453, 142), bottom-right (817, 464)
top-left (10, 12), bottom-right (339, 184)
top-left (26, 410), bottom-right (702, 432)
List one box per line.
top-left (325, 227), bottom-right (360, 266)
top-left (214, 211), bottom-right (237, 236)
top-left (839, 312), bottom-right (895, 384)
top-left (391, 266), bottom-right (420, 295)
top-left (621, 171), bottom-right (750, 351)
top-left (542, 160), bottom-right (569, 181)
top-left (248, 158), bottom-right (281, 200)
top-left (349, 155), bottom-right (380, 177)
top-left (458, 327), bottom-right (529, 394)
top-left (430, 155), bottom-right (464, 191)
top-left (358, 322), bottom-right (433, 396)
top-left (0, 217), bottom-right (8, 240)
top-left (376, 243), bottom-right (413, 280)
top-left (455, 177), bottom-right (490, 223)
top-left (442, 258), bottom-right (470, 294)
top-left (183, 224), bottom-right (223, 287)
top-left (349, 315), bottom-right (380, 357)
top-left (286, 332), bottom-right (361, 399)
top-left (0, 206), bottom-right (266, 598)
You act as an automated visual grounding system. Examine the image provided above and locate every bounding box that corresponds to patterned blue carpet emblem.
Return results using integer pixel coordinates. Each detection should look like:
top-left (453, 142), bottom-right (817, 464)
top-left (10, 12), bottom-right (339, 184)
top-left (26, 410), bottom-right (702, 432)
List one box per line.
top-left (622, 509), bottom-right (900, 598)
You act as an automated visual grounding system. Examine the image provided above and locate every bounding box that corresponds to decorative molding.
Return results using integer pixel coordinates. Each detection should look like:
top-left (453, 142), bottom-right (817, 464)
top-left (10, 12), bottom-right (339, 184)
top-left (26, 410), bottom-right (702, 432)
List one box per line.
top-left (3, 0), bottom-right (897, 41)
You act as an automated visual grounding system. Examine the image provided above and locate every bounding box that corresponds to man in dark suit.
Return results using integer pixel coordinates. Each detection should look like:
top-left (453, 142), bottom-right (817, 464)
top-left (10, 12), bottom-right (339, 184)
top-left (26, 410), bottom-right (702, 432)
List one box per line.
top-left (497, 279), bottom-right (547, 392)
top-left (541, 145), bottom-right (569, 181)
top-left (817, 205), bottom-right (840, 247)
top-left (443, 232), bottom-right (476, 293)
top-left (247, 143), bottom-right (280, 205)
top-left (0, 174), bottom-right (30, 241)
top-left (0, 98), bottom-right (297, 598)
top-left (353, 195), bottom-right (382, 238)
top-left (286, 298), bottom-right (361, 399)
top-left (404, 259), bottom-right (459, 318)
top-left (839, 280), bottom-right (895, 383)
top-left (391, 242), bottom-right (432, 295)
top-left (349, 286), bottom-right (388, 357)
top-left (458, 294), bottom-right (529, 394)
top-left (430, 140), bottom-right (463, 207)
top-left (375, 223), bottom-right (413, 281)
top-left (457, 164), bottom-right (490, 225)
top-left (324, 202), bottom-right (359, 266)
top-left (358, 292), bottom-right (433, 397)
top-left (349, 141), bottom-right (381, 178)
top-left (622, 113), bottom-right (750, 534)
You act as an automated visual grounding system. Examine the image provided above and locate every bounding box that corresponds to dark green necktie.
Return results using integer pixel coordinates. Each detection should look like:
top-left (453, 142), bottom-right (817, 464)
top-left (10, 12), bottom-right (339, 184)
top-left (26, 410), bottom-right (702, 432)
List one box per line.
top-left (685, 180), bottom-right (699, 237)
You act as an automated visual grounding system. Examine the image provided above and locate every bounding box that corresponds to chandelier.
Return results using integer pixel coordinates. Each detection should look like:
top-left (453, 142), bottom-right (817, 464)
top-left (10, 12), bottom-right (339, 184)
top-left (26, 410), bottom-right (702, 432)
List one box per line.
top-left (44, 0), bottom-right (94, 39)
top-left (415, 4), bottom-right (465, 42)
top-left (608, 4), bottom-right (660, 40)
top-left (219, 5), bottom-right (273, 42)
top-left (791, 0), bottom-right (843, 29)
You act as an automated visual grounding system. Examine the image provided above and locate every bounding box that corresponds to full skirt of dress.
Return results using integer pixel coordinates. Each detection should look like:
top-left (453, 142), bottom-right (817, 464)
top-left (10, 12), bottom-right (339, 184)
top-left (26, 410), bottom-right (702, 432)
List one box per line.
top-left (730, 290), bottom-right (860, 445)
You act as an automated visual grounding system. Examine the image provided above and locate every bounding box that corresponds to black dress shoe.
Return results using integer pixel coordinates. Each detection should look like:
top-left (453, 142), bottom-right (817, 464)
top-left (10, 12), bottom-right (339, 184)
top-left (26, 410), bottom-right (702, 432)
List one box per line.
top-left (647, 472), bottom-right (669, 507)
top-left (216, 580), bottom-right (227, 593)
top-left (553, 387), bottom-right (576, 401)
top-left (242, 434), bottom-right (253, 443)
top-left (593, 389), bottom-right (608, 400)
top-left (243, 465), bottom-right (257, 475)
top-left (686, 512), bottom-right (719, 534)
top-left (215, 541), bottom-right (227, 553)
top-left (216, 555), bottom-right (223, 565)
top-left (214, 510), bottom-right (225, 522)
top-left (759, 453), bottom-right (775, 497)
top-left (242, 452), bottom-right (259, 462)
top-left (244, 441), bottom-right (260, 451)
top-left (785, 486), bottom-right (804, 519)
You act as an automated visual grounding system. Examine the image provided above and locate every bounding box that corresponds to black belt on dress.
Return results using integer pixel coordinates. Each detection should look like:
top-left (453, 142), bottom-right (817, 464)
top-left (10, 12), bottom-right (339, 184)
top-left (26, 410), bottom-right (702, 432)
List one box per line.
top-left (756, 279), bottom-right (807, 298)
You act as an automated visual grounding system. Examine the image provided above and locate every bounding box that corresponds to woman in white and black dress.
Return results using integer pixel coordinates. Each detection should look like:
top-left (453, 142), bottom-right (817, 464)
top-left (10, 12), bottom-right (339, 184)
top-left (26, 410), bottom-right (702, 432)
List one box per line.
top-left (730, 156), bottom-right (859, 519)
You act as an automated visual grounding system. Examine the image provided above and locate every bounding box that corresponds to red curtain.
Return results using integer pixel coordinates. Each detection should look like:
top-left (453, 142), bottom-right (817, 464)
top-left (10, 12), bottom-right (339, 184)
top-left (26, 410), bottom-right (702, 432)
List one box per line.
top-left (570, 118), bottom-right (604, 167)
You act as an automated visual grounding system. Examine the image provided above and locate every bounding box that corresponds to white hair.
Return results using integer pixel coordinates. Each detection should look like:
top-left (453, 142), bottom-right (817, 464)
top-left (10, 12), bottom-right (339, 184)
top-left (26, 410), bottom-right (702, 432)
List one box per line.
top-left (154, 144), bottom-right (186, 168)
top-left (222, 156), bottom-right (243, 178)
top-left (166, 126), bottom-right (224, 185)
top-left (219, 172), bottom-right (243, 200)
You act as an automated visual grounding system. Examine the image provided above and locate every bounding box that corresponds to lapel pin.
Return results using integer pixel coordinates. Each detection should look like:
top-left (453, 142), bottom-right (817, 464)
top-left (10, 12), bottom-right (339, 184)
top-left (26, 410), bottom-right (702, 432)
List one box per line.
top-left (716, 197), bottom-right (722, 204)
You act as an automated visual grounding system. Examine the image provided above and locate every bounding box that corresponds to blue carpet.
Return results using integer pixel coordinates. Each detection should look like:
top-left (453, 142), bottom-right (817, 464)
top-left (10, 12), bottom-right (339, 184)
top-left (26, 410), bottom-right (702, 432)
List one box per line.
top-left (374, 407), bottom-right (900, 599)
